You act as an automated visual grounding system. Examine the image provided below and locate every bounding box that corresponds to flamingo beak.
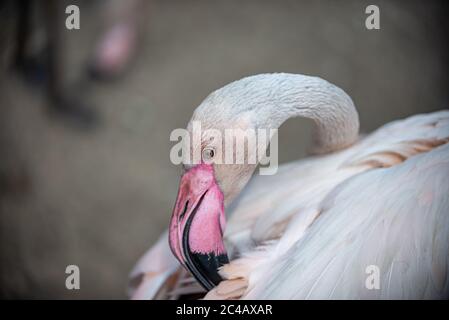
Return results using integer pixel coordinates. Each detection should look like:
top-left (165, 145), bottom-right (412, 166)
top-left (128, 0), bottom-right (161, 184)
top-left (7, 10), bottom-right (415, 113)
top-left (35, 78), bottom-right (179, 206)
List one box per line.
top-left (168, 164), bottom-right (229, 290)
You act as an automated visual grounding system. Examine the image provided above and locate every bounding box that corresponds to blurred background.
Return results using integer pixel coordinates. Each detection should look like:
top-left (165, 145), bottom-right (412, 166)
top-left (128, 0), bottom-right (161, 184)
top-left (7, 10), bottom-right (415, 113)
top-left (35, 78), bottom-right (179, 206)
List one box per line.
top-left (0, 0), bottom-right (448, 299)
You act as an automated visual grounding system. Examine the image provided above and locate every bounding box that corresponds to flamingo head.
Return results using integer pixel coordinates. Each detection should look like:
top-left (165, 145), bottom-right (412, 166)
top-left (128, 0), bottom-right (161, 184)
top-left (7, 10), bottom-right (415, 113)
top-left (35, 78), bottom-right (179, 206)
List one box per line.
top-left (168, 79), bottom-right (268, 290)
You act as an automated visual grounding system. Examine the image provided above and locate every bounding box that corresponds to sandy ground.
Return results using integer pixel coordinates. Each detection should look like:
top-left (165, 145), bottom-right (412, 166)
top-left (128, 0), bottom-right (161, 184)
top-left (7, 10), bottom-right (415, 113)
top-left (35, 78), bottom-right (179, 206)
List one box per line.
top-left (0, 0), bottom-right (448, 298)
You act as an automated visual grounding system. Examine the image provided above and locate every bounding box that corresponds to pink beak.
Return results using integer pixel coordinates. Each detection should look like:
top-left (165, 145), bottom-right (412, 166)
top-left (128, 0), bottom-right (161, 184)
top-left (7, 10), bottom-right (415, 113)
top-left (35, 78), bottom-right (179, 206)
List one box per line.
top-left (168, 163), bottom-right (228, 290)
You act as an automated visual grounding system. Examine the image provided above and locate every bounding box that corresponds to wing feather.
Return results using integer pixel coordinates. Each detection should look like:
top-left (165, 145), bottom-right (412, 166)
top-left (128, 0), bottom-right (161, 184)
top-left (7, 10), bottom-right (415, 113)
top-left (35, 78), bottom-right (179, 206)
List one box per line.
top-left (242, 143), bottom-right (449, 299)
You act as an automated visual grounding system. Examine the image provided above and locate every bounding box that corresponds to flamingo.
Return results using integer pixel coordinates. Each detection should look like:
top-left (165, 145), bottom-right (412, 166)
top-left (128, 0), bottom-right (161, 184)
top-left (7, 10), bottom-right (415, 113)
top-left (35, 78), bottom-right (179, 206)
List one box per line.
top-left (129, 73), bottom-right (449, 299)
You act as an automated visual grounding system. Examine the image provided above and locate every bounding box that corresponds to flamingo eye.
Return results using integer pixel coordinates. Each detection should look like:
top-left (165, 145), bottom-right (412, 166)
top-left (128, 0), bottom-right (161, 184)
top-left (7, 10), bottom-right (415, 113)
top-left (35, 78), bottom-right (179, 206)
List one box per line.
top-left (202, 147), bottom-right (215, 162)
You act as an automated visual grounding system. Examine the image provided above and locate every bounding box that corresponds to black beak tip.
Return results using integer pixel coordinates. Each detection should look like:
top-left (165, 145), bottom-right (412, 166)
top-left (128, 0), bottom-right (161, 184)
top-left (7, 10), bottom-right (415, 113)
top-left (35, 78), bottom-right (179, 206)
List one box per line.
top-left (186, 251), bottom-right (229, 291)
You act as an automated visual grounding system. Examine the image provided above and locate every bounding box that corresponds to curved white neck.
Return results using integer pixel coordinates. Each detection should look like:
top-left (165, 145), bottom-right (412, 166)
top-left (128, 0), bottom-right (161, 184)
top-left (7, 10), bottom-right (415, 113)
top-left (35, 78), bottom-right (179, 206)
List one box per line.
top-left (202, 73), bottom-right (360, 154)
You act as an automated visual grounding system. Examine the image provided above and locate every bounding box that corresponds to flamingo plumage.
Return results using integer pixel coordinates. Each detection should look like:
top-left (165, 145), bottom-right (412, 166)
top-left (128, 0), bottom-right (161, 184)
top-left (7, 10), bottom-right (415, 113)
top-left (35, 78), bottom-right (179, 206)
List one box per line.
top-left (129, 73), bottom-right (449, 300)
